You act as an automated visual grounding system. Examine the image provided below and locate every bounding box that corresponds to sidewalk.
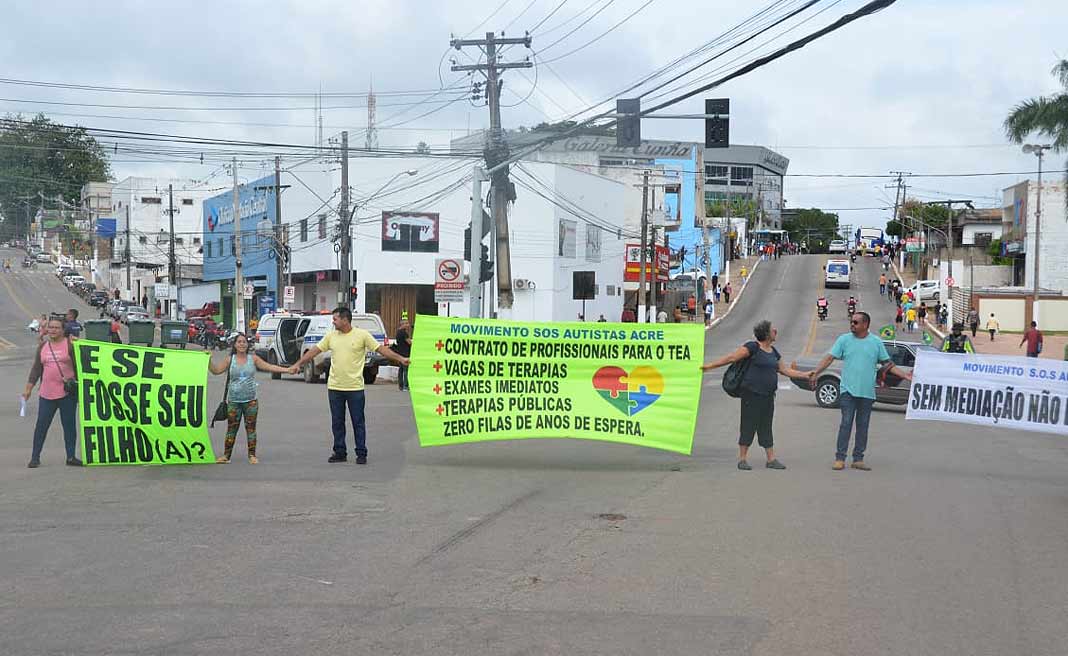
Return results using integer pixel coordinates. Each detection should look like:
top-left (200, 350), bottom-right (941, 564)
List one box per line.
top-left (707, 252), bottom-right (761, 327)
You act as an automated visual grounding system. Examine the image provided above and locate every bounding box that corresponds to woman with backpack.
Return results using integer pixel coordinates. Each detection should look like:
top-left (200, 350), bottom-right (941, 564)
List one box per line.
top-left (701, 320), bottom-right (808, 471)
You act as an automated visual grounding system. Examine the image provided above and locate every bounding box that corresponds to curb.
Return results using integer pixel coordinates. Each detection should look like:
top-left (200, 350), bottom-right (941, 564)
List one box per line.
top-left (707, 257), bottom-right (762, 329)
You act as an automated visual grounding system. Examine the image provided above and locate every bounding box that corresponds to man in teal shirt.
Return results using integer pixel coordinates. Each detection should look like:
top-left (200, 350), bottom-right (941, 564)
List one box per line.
top-left (809, 311), bottom-right (912, 471)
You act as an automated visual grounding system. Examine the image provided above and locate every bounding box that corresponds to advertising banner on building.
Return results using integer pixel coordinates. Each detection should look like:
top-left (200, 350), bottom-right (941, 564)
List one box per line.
top-left (409, 316), bottom-right (705, 454)
top-left (73, 342), bottom-right (216, 465)
top-left (382, 212), bottom-right (440, 252)
top-left (624, 244), bottom-right (670, 282)
top-left (906, 351), bottom-right (1068, 435)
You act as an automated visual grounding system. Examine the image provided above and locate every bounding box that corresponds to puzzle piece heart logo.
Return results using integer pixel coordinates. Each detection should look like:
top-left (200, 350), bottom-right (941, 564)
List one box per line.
top-left (592, 365), bottom-right (665, 417)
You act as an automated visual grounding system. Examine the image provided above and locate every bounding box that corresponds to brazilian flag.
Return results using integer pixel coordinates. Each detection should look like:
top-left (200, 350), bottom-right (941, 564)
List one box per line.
top-left (878, 324), bottom-right (896, 340)
top-left (922, 331), bottom-right (933, 346)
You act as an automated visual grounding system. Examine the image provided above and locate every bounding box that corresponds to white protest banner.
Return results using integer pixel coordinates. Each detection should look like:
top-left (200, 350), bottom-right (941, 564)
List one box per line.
top-left (907, 351), bottom-right (1068, 435)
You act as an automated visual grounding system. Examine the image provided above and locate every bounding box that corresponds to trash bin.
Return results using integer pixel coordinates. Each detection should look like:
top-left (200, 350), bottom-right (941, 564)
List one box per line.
top-left (127, 320), bottom-right (155, 347)
top-left (160, 320), bottom-right (189, 349)
top-left (83, 320), bottom-right (111, 342)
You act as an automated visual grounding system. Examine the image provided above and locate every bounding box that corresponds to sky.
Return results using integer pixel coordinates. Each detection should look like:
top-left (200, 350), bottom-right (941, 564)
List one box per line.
top-left (2, 0), bottom-right (1066, 231)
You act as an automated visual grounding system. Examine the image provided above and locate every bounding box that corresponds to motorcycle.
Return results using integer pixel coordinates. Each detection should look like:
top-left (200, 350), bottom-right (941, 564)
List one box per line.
top-left (817, 305), bottom-right (828, 321)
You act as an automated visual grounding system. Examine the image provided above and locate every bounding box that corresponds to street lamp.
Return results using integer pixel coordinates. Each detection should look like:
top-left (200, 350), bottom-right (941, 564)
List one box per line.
top-left (1022, 144), bottom-right (1051, 325)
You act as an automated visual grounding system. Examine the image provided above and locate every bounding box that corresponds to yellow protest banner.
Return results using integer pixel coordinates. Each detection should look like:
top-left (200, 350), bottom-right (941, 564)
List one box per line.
top-left (73, 342), bottom-right (216, 465)
top-left (410, 316), bottom-right (705, 454)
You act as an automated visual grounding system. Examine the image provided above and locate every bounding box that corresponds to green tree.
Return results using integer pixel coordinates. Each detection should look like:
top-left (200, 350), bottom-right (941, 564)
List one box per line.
top-left (783, 208), bottom-right (839, 252)
top-left (885, 219), bottom-right (904, 238)
top-left (1003, 59), bottom-right (1068, 203)
top-left (0, 114), bottom-right (111, 241)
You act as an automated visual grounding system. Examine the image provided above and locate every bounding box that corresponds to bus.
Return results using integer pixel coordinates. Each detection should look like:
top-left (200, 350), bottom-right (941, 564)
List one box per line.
top-left (825, 259), bottom-right (851, 288)
top-left (855, 227), bottom-right (884, 253)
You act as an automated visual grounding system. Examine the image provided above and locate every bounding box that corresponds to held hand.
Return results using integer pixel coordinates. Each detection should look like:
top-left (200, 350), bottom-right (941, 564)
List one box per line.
top-left (902, 371), bottom-right (913, 382)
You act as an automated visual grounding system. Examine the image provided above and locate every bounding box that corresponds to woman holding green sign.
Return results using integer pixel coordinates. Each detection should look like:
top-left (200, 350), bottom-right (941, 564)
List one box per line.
top-left (208, 333), bottom-right (289, 464)
top-left (23, 318), bottom-right (81, 468)
top-left (701, 320), bottom-right (808, 471)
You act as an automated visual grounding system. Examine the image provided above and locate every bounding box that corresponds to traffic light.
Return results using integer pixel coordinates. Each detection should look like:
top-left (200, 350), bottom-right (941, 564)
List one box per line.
top-left (464, 225), bottom-right (472, 261)
top-left (616, 98), bottom-right (640, 147)
top-left (704, 98), bottom-right (730, 148)
top-left (479, 244), bottom-right (493, 283)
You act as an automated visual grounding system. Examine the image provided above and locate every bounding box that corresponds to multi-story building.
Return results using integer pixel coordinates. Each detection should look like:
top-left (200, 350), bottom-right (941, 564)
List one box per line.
top-left (700, 144), bottom-right (788, 231)
top-left (1001, 179), bottom-right (1067, 293)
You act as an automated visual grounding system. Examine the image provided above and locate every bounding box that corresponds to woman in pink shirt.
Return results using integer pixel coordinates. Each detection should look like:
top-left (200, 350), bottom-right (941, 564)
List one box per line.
top-left (22, 318), bottom-right (81, 468)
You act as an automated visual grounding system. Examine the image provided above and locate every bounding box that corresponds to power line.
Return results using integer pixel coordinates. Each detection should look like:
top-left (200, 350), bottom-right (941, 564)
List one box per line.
top-left (539, 0), bottom-right (656, 64)
top-left (537, 0), bottom-right (618, 54)
top-left (529, 0), bottom-right (570, 32)
top-left (0, 77), bottom-right (467, 99)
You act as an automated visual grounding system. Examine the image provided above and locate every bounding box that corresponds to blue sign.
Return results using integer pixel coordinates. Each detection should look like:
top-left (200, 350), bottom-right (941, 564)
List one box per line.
top-left (258, 292), bottom-right (276, 318)
top-left (202, 175), bottom-right (277, 294)
top-left (96, 218), bottom-right (117, 238)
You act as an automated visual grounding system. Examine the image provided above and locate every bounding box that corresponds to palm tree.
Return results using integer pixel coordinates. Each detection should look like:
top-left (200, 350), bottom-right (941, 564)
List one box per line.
top-left (1004, 60), bottom-right (1068, 202)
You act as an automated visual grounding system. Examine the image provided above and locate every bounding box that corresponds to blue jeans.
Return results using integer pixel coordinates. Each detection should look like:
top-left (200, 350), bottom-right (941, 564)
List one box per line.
top-left (328, 390), bottom-right (366, 457)
top-left (31, 395), bottom-right (78, 461)
top-left (836, 392), bottom-right (874, 462)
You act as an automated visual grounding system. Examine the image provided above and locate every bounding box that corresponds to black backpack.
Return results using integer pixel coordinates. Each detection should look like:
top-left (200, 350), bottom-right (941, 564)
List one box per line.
top-left (721, 354), bottom-right (752, 398)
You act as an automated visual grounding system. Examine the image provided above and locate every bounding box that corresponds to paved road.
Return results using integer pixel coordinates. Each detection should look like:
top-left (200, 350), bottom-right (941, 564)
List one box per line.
top-left (2, 248), bottom-right (1066, 655)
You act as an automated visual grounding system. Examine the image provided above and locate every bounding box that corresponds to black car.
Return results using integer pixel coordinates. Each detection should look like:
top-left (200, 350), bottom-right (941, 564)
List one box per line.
top-left (88, 291), bottom-right (110, 307)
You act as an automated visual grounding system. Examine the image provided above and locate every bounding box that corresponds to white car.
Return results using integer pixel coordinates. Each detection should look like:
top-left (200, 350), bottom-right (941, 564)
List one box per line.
top-left (63, 274), bottom-right (85, 287)
top-left (828, 239), bottom-right (847, 254)
top-left (35, 253), bottom-right (52, 263)
top-left (906, 280), bottom-right (940, 302)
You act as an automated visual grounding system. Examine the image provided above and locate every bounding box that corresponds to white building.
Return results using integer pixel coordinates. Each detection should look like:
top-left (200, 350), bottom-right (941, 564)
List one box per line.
top-left (204, 157), bottom-right (629, 332)
top-left (112, 177), bottom-right (213, 269)
top-left (1001, 179), bottom-right (1067, 293)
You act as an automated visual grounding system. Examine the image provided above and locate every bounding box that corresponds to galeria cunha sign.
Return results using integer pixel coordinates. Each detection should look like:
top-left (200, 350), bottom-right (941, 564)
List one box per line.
top-left (409, 315), bottom-right (705, 455)
top-left (73, 342), bottom-right (216, 465)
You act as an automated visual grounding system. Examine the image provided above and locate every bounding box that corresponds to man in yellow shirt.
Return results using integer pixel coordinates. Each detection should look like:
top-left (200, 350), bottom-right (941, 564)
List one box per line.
top-left (290, 307), bottom-right (409, 464)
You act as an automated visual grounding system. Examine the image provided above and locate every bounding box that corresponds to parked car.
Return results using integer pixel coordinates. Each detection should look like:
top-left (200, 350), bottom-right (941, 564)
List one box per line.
top-left (185, 301), bottom-right (220, 320)
top-left (63, 274), bottom-right (85, 288)
top-left (74, 282), bottom-right (96, 298)
top-left (255, 311), bottom-right (389, 384)
top-left (108, 299), bottom-right (133, 319)
top-left (120, 305), bottom-right (148, 324)
top-left (789, 341), bottom-right (936, 408)
top-left (88, 291), bottom-right (110, 307)
top-left (123, 308), bottom-right (151, 323)
top-left (905, 279), bottom-right (940, 302)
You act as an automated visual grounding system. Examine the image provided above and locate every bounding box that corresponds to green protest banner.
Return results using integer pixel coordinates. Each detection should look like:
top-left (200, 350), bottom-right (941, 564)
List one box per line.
top-left (73, 342), bottom-right (216, 466)
top-left (409, 315), bottom-right (705, 455)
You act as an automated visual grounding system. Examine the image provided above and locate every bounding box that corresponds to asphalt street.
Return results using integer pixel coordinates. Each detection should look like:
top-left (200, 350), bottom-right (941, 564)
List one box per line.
top-left (1, 247), bottom-right (1066, 655)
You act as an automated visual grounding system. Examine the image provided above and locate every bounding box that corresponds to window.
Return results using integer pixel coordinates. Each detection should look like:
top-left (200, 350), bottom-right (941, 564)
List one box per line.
top-left (299, 218), bottom-right (308, 242)
top-left (230, 236), bottom-right (236, 256)
top-left (974, 232), bottom-right (993, 246)
top-left (217, 238), bottom-right (223, 257)
top-left (141, 197), bottom-right (161, 204)
top-left (138, 236), bottom-right (147, 244)
top-left (730, 166), bottom-right (753, 183)
top-left (205, 241), bottom-right (212, 258)
top-left (704, 191), bottom-right (729, 203)
top-left (175, 237), bottom-right (184, 245)
top-left (181, 198), bottom-right (194, 206)
top-left (317, 214), bottom-right (327, 239)
top-left (192, 237), bottom-right (201, 245)
top-left (704, 165), bottom-right (728, 185)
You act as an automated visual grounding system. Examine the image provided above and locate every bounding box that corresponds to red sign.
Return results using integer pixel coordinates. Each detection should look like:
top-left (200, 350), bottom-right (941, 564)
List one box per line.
top-left (624, 243), bottom-right (670, 282)
top-left (945, 276), bottom-right (955, 287)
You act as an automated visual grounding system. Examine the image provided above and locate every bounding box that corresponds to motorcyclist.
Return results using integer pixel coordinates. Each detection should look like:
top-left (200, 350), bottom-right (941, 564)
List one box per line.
top-left (846, 295), bottom-right (857, 315)
top-left (941, 322), bottom-right (975, 354)
top-left (817, 296), bottom-right (829, 316)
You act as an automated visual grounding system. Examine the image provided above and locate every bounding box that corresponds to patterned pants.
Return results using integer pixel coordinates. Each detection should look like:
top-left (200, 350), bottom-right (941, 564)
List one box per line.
top-left (224, 400), bottom-right (258, 458)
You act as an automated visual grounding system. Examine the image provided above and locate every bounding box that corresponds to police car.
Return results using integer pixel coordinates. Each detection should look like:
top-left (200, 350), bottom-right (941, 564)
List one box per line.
top-left (255, 310), bottom-right (390, 384)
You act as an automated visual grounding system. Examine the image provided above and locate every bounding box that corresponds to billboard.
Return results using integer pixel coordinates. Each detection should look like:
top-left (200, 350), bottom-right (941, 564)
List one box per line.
top-left (381, 212), bottom-right (439, 253)
top-left (96, 218), bottom-right (117, 239)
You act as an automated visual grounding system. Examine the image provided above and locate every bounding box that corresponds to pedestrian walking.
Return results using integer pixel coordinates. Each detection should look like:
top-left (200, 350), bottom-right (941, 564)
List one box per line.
top-left (917, 303), bottom-right (928, 329)
top-left (986, 313), bottom-right (999, 341)
top-left (1019, 321), bottom-right (1043, 358)
top-left (109, 317), bottom-right (123, 344)
top-left (208, 333), bottom-right (290, 464)
top-left (739, 266), bottom-right (748, 285)
top-left (967, 308), bottom-right (980, 337)
top-left (808, 311), bottom-right (913, 471)
top-left (701, 320), bottom-right (808, 471)
top-left (711, 273), bottom-right (719, 293)
top-left (723, 282), bottom-right (733, 304)
top-left (703, 299), bottom-right (715, 328)
top-left (940, 323), bottom-right (975, 353)
top-left (905, 306), bottom-right (917, 333)
top-left (394, 316), bottom-right (412, 391)
top-left (895, 305), bottom-right (904, 327)
top-left (713, 284), bottom-right (721, 303)
top-left (938, 304), bottom-right (949, 330)
top-left (289, 307), bottom-right (409, 465)
top-left (878, 273), bottom-right (887, 296)
top-left (22, 318), bottom-right (81, 468)
top-left (63, 308), bottom-right (82, 338)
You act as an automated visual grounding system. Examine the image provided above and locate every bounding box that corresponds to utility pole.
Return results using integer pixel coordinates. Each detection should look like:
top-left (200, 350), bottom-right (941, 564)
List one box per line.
top-left (124, 204), bottom-right (131, 294)
top-left (232, 158), bottom-right (245, 333)
top-left (638, 170), bottom-right (650, 323)
top-left (451, 31), bottom-right (532, 316)
top-left (649, 224), bottom-right (659, 321)
top-left (339, 131), bottom-right (351, 309)
top-left (166, 184), bottom-right (178, 319)
top-left (1022, 144), bottom-right (1051, 325)
top-left (274, 156), bottom-right (285, 308)
top-left (468, 166), bottom-right (488, 318)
